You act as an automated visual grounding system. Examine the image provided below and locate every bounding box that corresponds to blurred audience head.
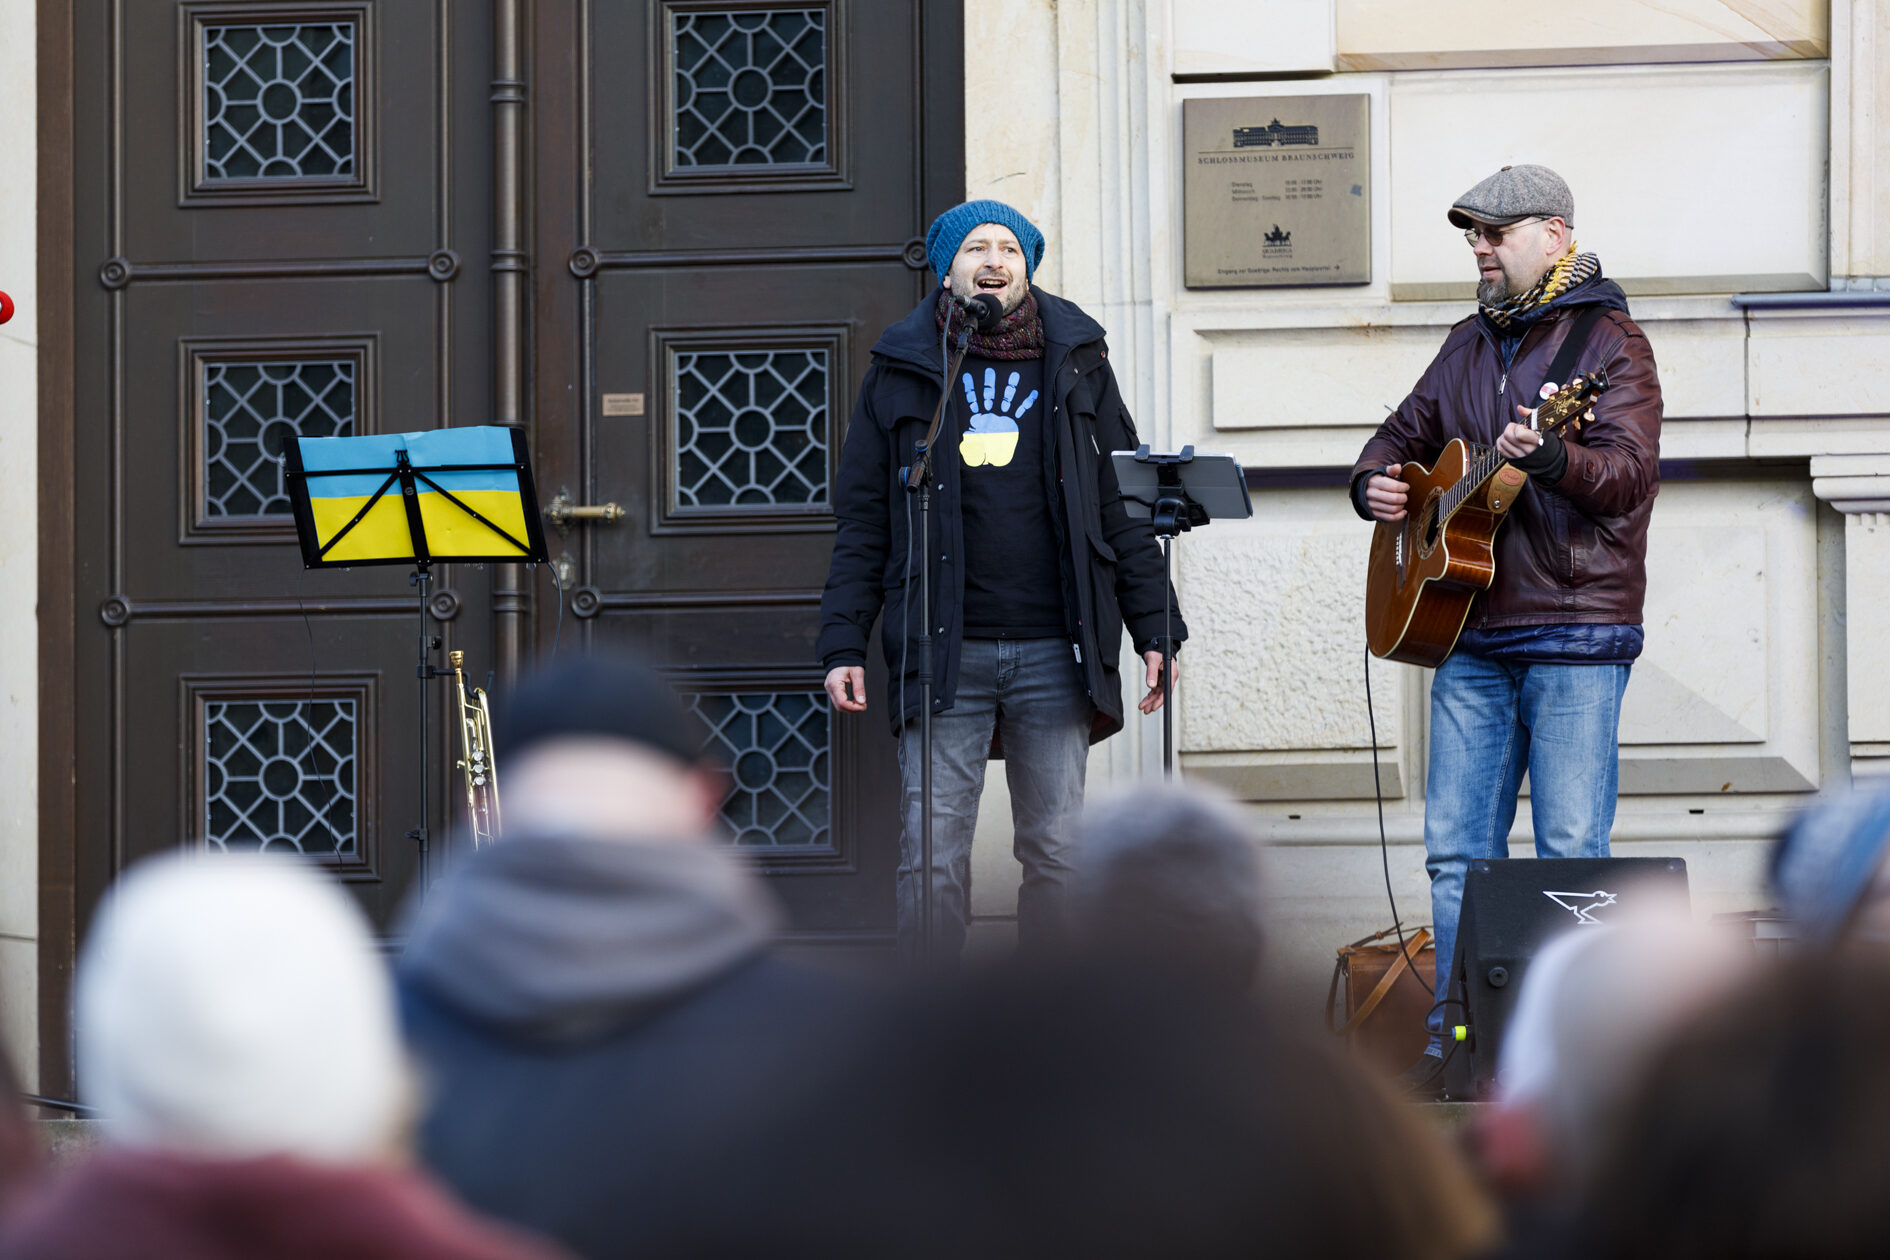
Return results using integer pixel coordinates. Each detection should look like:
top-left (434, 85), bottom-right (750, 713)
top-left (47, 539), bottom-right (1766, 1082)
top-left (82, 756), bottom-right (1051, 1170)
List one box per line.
top-left (1073, 782), bottom-right (1264, 989)
top-left (78, 852), bottom-right (409, 1163)
top-left (1476, 909), bottom-right (1746, 1200)
top-left (496, 651), bottom-right (720, 843)
top-left (1772, 779), bottom-right (1890, 945)
top-left (680, 966), bottom-right (1494, 1259)
top-left (1576, 948), bottom-right (1890, 1258)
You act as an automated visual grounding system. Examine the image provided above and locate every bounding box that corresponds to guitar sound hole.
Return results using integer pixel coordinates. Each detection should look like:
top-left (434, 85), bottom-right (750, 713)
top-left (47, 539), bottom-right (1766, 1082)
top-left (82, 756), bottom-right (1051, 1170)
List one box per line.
top-left (1421, 503), bottom-right (1440, 549)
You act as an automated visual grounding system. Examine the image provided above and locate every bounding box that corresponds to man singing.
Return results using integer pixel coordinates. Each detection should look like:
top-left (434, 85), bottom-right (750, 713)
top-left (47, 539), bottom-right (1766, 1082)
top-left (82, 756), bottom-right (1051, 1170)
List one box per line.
top-left (818, 199), bottom-right (1185, 958)
top-left (1349, 166), bottom-right (1663, 1094)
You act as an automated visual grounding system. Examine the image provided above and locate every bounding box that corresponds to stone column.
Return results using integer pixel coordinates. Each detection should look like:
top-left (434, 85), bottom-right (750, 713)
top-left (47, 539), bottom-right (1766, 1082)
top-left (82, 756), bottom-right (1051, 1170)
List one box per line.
top-left (1832, 0), bottom-right (1890, 288)
top-left (1812, 458), bottom-right (1890, 775)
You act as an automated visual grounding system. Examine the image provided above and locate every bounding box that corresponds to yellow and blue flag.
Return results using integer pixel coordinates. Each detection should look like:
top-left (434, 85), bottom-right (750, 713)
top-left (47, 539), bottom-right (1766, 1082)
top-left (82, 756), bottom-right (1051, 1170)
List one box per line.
top-left (288, 427), bottom-right (546, 567)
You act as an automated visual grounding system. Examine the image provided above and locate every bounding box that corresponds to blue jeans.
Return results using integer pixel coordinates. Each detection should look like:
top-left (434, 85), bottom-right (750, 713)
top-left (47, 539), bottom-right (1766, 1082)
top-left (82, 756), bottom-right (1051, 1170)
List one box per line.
top-left (897, 638), bottom-right (1093, 958)
top-left (1424, 651), bottom-right (1631, 1048)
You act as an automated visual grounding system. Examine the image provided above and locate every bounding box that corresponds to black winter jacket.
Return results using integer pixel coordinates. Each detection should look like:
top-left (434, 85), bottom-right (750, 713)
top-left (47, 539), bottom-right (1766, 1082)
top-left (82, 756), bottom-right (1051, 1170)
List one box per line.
top-left (817, 288), bottom-right (1186, 742)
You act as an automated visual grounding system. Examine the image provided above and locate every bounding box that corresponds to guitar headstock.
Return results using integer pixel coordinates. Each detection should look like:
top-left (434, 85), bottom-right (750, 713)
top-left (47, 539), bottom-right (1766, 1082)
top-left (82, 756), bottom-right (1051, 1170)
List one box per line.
top-left (1535, 367), bottom-right (1610, 436)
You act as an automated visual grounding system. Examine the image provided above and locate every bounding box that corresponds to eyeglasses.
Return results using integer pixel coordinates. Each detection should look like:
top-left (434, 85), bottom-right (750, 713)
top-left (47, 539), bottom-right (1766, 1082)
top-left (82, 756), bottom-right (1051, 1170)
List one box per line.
top-left (1463, 217), bottom-right (1548, 247)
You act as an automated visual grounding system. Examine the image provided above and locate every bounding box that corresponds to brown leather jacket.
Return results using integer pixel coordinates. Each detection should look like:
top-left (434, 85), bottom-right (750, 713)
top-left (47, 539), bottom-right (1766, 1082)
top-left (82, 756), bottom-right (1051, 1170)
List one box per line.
top-left (1350, 281), bottom-right (1662, 628)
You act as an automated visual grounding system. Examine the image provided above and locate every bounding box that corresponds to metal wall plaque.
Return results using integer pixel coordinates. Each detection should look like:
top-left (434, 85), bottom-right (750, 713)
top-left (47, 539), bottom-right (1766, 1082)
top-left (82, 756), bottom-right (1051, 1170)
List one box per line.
top-left (1183, 94), bottom-right (1371, 289)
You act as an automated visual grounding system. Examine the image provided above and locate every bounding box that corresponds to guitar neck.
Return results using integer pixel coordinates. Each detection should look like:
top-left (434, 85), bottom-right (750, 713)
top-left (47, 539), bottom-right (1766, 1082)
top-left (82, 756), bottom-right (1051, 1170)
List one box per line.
top-left (1435, 373), bottom-right (1603, 523)
top-left (1439, 447), bottom-right (1512, 523)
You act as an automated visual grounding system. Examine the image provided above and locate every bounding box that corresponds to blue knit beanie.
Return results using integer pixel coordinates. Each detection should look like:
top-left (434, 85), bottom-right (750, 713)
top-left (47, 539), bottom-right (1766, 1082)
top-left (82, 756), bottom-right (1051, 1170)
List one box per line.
top-left (924, 200), bottom-right (1046, 284)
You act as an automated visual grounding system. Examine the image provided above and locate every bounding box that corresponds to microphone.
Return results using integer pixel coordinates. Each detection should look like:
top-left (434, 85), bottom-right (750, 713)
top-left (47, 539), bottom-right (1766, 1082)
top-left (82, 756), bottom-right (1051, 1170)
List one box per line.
top-left (949, 291), bottom-right (1004, 331)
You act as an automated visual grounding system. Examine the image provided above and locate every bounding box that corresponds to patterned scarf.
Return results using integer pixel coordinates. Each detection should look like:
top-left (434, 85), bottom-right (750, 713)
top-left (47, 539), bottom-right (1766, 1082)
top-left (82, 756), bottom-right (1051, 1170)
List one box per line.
top-left (934, 288), bottom-right (1046, 360)
top-left (1479, 245), bottom-right (1600, 330)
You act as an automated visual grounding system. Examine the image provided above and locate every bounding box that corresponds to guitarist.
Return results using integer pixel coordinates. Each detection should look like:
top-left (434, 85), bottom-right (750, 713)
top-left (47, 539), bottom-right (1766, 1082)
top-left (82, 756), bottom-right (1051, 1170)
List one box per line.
top-left (1348, 165), bottom-right (1663, 1096)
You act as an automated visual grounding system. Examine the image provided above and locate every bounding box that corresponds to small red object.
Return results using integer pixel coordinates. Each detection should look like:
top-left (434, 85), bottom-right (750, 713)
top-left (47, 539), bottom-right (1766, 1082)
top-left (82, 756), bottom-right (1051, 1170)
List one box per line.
top-left (0, 291), bottom-right (12, 324)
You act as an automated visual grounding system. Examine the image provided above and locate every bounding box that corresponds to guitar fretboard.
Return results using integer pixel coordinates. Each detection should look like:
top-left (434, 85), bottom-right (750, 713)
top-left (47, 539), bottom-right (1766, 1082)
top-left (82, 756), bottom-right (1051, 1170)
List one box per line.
top-left (1434, 374), bottom-right (1602, 528)
top-left (1437, 443), bottom-right (1506, 525)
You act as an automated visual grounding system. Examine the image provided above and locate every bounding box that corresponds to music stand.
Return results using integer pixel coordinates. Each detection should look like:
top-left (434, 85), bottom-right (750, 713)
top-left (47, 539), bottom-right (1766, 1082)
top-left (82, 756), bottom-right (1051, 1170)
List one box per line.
top-left (1111, 445), bottom-right (1252, 777)
top-left (285, 426), bottom-right (548, 882)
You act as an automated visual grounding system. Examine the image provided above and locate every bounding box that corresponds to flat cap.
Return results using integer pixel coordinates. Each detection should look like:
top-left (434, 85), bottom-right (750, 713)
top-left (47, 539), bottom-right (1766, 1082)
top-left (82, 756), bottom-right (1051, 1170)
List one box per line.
top-left (1447, 163), bottom-right (1574, 230)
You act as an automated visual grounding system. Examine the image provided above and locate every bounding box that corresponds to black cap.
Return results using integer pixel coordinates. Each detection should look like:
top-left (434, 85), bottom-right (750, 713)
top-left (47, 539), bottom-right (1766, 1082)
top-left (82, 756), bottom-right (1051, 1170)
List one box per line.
top-left (495, 652), bottom-right (708, 767)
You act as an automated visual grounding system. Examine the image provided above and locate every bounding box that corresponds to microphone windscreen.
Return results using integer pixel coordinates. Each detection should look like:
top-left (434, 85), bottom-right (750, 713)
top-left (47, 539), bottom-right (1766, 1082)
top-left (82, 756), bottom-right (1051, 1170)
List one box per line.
top-left (969, 293), bottom-right (1003, 331)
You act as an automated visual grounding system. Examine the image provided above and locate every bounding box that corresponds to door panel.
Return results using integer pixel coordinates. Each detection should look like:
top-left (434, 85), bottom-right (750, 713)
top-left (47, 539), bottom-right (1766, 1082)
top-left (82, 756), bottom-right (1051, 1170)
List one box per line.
top-left (592, 1), bottom-right (923, 244)
top-left (587, 267), bottom-right (918, 586)
top-left (71, 0), bottom-right (496, 955)
top-left (119, 2), bottom-right (447, 262)
top-left (533, 0), bottom-right (961, 940)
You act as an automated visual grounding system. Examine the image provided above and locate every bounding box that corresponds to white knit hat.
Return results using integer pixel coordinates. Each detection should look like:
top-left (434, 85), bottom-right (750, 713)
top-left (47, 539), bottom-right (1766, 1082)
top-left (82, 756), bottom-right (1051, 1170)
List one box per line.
top-left (78, 853), bottom-right (409, 1163)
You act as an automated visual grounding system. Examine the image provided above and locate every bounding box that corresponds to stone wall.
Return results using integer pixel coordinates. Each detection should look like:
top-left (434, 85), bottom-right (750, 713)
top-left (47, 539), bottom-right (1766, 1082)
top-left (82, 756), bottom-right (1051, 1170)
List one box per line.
top-left (965, 0), bottom-right (1890, 1010)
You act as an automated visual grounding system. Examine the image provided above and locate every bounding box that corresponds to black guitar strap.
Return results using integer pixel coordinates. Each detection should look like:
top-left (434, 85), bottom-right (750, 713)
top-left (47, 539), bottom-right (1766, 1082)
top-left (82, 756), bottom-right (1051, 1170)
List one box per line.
top-left (1539, 304), bottom-right (1607, 398)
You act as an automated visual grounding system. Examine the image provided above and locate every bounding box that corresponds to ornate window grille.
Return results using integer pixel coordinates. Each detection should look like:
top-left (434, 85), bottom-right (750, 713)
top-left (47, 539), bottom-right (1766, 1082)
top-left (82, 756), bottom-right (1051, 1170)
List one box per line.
top-left (204, 359), bottom-right (356, 518)
top-left (674, 348), bottom-right (829, 509)
top-left (204, 699), bottom-right (357, 855)
top-left (203, 21), bottom-right (356, 182)
top-left (671, 9), bottom-right (827, 169)
top-left (688, 692), bottom-right (830, 847)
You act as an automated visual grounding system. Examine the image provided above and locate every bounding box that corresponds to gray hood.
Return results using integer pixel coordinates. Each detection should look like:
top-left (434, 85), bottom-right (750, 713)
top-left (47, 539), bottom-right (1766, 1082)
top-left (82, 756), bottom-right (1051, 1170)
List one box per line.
top-left (398, 833), bottom-right (781, 1042)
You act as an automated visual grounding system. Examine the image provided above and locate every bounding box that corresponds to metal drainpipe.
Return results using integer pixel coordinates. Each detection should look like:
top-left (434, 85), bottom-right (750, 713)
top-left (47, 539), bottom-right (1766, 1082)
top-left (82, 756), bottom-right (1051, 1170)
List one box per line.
top-left (491, 0), bottom-right (529, 683)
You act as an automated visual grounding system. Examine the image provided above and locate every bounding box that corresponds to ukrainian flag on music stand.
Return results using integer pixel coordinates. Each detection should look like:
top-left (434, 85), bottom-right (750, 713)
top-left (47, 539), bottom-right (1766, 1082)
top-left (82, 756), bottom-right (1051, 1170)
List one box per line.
top-left (285, 426), bottom-right (549, 568)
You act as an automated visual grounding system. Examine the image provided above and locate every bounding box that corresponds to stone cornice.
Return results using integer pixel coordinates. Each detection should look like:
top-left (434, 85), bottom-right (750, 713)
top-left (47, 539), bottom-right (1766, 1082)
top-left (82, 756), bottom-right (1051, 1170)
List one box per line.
top-left (1811, 456), bottom-right (1890, 514)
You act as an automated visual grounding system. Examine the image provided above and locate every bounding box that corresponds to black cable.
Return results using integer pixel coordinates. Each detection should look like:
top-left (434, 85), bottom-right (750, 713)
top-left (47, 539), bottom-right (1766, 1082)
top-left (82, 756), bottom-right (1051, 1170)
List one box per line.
top-left (892, 304), bottom-right (952, 725)
top-left (1364, 645), bottom-right (1465, 1072)
top-left (23, 1094), bottom-right (94, 1117)
top-left (527, 559), bottom-right (564, 661)
top-left (539, 559), bottom-right (565, 660)
top-left (898, 490), bottom-right (915, 712)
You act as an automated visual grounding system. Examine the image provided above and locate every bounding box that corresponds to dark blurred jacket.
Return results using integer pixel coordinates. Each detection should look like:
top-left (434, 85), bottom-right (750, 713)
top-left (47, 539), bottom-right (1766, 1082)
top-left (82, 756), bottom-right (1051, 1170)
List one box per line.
top-left (1350, 278), bottom-right (1662, 628)
top-left (396, 834), bottom-right (856, 1260)
top-left (0, 1149), bottom-right (562, 1260)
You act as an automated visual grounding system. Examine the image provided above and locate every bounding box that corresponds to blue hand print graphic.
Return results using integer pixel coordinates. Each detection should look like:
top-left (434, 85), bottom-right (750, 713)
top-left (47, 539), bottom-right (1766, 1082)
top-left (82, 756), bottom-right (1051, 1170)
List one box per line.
top-left (959, 367), bottom-right (1039, 468)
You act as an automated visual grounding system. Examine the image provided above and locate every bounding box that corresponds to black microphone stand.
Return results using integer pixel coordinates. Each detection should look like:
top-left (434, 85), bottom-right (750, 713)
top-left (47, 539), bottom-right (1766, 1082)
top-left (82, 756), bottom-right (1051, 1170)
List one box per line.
top-left (1140, 447), bottom-right (1209, 779)
top-left (902, 297), bottom-right (979, 959)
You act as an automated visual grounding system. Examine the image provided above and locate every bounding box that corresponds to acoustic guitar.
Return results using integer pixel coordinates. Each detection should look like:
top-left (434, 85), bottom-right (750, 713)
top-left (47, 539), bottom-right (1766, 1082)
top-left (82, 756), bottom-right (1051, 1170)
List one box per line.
top-left (1364, 371), bottom-right (1610, 667)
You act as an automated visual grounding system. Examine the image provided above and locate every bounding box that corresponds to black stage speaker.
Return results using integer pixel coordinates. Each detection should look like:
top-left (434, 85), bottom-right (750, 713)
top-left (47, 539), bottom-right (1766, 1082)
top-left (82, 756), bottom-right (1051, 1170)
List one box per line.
top-left (1441, 856), bottom-right (1689, 1101)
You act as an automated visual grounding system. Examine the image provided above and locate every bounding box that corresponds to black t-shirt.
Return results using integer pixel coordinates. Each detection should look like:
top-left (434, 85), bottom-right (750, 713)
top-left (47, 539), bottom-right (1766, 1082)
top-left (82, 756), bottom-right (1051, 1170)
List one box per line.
top-left (954, 355), bottom-right (1067, 638)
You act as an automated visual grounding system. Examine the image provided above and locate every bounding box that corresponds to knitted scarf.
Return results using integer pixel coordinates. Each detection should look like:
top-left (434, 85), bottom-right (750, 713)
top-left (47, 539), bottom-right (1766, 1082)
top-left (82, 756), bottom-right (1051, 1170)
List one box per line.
top-left (1480, 245), bottom-right (1600, 330)
top-left (934, 288), bottom-right (1046, 360)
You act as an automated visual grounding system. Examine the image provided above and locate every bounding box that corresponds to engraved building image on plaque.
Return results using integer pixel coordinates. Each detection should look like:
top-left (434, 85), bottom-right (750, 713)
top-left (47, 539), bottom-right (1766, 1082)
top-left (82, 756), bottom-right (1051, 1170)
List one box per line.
top-left (1183, 94), bottom-right (1371, 289)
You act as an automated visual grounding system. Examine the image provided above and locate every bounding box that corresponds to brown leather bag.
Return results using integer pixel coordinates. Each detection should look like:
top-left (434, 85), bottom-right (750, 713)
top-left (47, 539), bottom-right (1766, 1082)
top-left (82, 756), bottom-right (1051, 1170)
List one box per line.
top-left (1325, 926), bottom-right (1437, 1077)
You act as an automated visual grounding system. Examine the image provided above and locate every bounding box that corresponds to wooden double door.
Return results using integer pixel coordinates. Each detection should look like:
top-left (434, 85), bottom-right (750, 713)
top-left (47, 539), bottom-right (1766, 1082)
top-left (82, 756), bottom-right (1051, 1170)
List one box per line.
top-left (53, 0), bottom-right (961, 1088)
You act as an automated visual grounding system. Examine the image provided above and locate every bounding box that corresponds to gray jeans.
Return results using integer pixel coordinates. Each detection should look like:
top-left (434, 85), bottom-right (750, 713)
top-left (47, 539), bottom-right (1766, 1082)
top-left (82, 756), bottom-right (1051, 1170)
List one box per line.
top-left (897, 637), bottom-right (1093, 958)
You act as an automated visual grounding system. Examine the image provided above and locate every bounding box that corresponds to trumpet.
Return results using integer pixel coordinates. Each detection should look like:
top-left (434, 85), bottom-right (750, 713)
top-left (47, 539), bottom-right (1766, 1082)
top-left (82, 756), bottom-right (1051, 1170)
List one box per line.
top-left (449, 650), bottom-right (502, 849)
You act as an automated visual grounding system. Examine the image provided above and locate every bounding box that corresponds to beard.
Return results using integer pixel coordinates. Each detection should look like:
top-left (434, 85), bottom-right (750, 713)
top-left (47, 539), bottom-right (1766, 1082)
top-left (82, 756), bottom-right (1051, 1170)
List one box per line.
top-left (1477, 273), bottom-right (1508, 305)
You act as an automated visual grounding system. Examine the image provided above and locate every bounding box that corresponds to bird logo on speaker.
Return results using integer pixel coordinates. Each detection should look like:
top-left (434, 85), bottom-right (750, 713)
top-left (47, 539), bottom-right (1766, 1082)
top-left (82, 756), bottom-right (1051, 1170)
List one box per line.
top-left (1543, 889), bottom-right (1618, 925)
top-left (959, 368), bottom-right (1038, 469)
